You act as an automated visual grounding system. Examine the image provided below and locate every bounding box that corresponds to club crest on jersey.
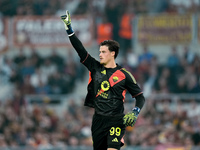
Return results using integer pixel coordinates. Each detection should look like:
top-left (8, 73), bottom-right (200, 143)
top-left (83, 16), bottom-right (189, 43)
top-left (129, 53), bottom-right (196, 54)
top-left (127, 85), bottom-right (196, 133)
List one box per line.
top-left (113, 76), bottom-right (118, 82)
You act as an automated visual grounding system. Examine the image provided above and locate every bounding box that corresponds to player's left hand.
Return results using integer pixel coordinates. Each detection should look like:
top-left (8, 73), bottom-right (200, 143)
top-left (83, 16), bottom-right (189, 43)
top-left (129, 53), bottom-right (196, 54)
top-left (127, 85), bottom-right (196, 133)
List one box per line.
top-left (61, 10), bottom-right (71, 29)
top-left (60, 10), bottom-right (74, 35)
top-left (123, 107), bottom-right (140, 127)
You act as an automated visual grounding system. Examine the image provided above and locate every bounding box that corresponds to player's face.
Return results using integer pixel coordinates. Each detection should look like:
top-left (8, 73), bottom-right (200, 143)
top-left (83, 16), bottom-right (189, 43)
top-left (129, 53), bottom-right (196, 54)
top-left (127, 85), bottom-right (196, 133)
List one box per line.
top-left (99, 46), bottom-right (115, 65)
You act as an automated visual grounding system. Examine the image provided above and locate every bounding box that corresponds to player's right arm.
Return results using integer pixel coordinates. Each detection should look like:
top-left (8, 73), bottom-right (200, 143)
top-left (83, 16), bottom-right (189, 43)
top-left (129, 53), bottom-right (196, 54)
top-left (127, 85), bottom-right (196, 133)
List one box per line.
top-left (122, 69), bottom-right (145, 127)
top-left (61, 10), bottom-right (98, 71)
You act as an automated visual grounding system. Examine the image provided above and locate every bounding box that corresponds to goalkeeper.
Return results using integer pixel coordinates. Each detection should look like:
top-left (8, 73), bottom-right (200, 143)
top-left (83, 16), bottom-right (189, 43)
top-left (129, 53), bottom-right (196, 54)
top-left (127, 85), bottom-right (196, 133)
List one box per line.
top-left (61, 11), bottom-right (145, 150)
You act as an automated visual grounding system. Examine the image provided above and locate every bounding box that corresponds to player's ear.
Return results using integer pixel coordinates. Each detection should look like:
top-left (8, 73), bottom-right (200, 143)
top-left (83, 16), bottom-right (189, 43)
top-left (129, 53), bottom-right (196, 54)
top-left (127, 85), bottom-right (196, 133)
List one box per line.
top-left (111, 51), bottom-right (115, 58)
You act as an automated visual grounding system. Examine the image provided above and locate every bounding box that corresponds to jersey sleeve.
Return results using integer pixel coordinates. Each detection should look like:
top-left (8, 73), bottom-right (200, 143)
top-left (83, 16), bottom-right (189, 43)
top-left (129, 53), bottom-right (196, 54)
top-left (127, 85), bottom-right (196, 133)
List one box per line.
top-left (81, 54), bottom-right (101, 71)
top-left (123, 69), bottom-right (143, 97)
top-left (69, 34), bottom-right (100, 71)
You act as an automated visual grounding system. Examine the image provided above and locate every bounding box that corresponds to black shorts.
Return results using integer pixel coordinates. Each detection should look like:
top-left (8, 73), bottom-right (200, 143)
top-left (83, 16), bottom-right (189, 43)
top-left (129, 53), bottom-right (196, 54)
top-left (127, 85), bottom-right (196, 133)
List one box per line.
top-left (91, 113), bottom-right (126, 150)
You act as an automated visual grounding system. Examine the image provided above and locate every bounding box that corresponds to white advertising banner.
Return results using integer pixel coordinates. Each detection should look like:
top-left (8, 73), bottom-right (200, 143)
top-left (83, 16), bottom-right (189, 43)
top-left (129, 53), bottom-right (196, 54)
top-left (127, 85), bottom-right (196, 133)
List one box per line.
top-left (13, 16), bottom-right (93, 47)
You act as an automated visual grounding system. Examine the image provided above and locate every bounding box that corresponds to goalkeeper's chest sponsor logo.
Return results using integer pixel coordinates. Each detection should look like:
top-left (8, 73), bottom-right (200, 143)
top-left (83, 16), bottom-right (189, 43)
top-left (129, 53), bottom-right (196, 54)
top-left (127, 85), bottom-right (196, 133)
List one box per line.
top-left (95, 70), bottom-right (125, 98)
top-left (96, 81), bottom-right (110, 98)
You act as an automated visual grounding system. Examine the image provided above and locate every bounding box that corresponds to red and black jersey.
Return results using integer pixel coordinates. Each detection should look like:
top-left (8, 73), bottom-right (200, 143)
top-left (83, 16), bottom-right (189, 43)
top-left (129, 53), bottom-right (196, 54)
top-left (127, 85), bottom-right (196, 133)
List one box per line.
top-left (83, 54), bottom-right (142, 116)
top-left (69, 34), bottom-right (143, 116)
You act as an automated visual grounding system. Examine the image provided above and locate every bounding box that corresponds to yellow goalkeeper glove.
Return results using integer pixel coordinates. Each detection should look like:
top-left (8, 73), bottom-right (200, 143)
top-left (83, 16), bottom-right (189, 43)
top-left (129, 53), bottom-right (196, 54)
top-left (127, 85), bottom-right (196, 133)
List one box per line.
top-left (61, 10), bottom-right (74, 35)
top-left (123, 107), bottom-right (140, 127)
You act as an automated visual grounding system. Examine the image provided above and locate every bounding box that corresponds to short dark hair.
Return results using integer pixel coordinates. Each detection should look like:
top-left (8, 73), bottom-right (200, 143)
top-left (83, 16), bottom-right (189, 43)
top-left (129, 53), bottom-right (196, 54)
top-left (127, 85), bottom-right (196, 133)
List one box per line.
top-left (100, 40), bottom-right (120, 59)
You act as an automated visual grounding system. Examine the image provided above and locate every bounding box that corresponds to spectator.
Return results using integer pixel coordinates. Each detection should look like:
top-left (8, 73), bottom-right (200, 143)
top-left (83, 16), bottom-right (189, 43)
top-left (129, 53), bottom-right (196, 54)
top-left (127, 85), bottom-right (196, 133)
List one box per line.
top-left (48, 72), bottom-right (68, 94)
top-left (35, 81), bottom-right (51, 94)
top-left (40, 58), bottom-right (57, 79)
top-left (167, 46), bottom-right (180, 68)
top-left (21, 75), bottom-right (35, 95)
top-left (125, 48), bottom-right (139, 69)
top-left (0, 57), bottom-right (13, 78)
top-left (96, 16), bottom-right (113, 45)
top-left (134, 0), bottom-right (148, 14)
top-left (17, 128), bottom-right (28, 146)
top-left (0, 0), bottom-right (17, 16)
top-left (105, 0), bottom-right (122, 41)
top-left (13, 48), bottom-right (26, 67)
top-left (138, 44), bottom-right (154, 64)
top-left (146, 0), bottom-right (169, 14)
top-left (119, 7), bottom-right (134, 55)
top-left (170, 0), bottom-right (200, 14)
top-left (187, 75), bottom-right (200, 93)
top-left (175, 76), bottom-right (187, 93)
top-left (32, 0), bottom-right (49, 15)
top-left (56, 0), bottom-right (81, 16)
top-left (20, 59), bottom-right (35, 77)
top-left (11, 89), bottom-right (26, 115)
top-left (48, 48), bottom-right (64, 72)
top-left (0, 57), bottom-right (14, 84)
top-left (9, 69), bottom-right (23, 86)
top-left (73, 0), bottom-right (88, 15)
top-left (30, 68), bottom-right (48, 88)
top-left (183, 45), bottom-right (195, 64)
top-left (29, 48), bottom-right (43, 68)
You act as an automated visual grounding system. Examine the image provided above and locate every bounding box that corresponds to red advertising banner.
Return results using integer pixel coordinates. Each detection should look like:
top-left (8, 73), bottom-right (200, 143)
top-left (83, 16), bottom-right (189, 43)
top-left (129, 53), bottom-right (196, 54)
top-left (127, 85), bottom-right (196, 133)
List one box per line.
top-left (0, 18), bottom-right (9, 53)
top-left (138, 15), bottom-right (193, 44)
top-left (12, 16), bottom-right (93, 47)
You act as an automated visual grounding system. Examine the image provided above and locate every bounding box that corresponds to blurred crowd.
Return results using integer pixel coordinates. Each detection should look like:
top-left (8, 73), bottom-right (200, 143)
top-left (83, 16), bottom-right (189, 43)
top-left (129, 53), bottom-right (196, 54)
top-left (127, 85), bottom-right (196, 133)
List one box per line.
top-left (1, 0), bottom-right (200, 16)
top-left (0, 47), bottom-right (85, 95)
top-left (0, 94), bottom-right (199, 148)
top-left (0, 95), bottom-right (93, 148)
top-left (1, 43), bottom-right (199, 98)
top-left (125, 97), bottom-right (200, 148)
top-left (121, 45), bottom-right (200, 97)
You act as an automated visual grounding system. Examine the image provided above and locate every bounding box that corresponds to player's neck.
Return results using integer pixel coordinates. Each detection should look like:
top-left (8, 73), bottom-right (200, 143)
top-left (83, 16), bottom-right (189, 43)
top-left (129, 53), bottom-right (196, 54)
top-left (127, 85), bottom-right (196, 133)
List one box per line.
top-left (104, 61), bottom-right (117, 68)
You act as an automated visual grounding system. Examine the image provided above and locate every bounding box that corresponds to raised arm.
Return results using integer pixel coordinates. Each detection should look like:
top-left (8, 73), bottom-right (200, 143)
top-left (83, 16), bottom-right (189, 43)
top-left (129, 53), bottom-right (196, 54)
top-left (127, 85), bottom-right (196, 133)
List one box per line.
top-left (60, 10), bottom-right (88, 62)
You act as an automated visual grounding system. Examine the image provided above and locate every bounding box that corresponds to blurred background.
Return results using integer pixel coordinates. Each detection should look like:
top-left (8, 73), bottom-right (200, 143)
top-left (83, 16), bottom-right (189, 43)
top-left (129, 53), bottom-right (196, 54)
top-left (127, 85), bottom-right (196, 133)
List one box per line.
top-left (0, 0), bottom-right (200, 149)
